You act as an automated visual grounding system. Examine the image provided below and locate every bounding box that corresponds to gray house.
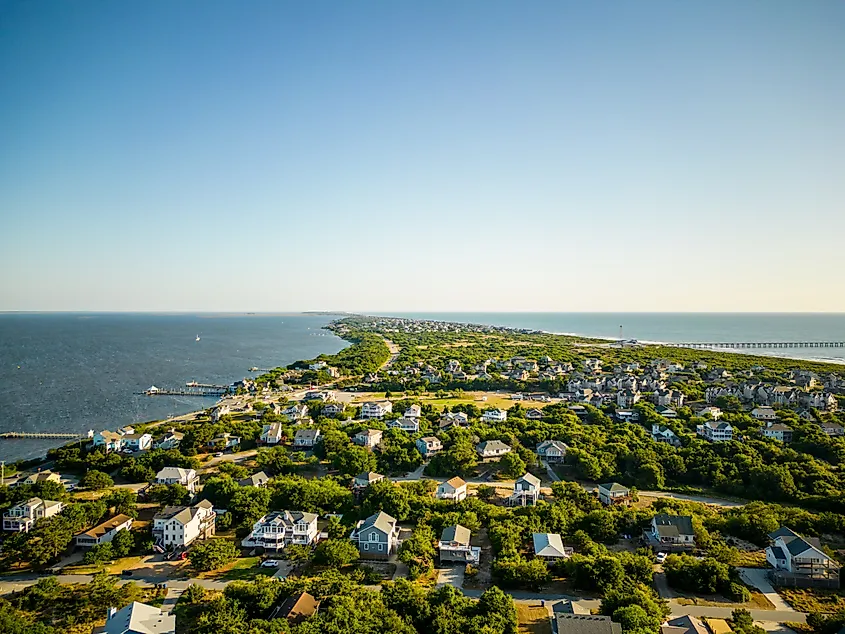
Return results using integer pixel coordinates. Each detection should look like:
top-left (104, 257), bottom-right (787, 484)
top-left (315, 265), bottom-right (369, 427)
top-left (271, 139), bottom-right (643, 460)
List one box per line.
top-left (350, 511), bottom-right (399, 560)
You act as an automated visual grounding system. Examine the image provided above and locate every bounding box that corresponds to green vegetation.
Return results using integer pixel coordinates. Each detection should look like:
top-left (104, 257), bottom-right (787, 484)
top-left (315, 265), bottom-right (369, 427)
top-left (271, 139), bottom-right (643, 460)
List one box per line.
top-left (189, 539), bottom-right (240, 572)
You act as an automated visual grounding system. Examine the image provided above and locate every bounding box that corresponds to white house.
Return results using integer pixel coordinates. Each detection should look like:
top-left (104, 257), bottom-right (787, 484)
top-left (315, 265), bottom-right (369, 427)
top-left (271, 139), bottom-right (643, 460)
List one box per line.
top-left (241, 511), bottom-right (319, 551)
top-left (2, 498), bottom-right (63, 532)
top-left (598, 482), bottom-right (631, 506)
top-left (533, 532), bottom-right (573, 560)
top-left (696, 420), bottom-right (733, 442)
top-left (439, 412), bottom-right (469, 430)
top-left (526, 408), bottom-right (545, 420)
top-left (416, 436), bottom-right (443, 457)
top-left (104, 601), bottom-right (175, 634)
top-left (436, 476), bottom-right (467, 501)
top-left (645, 514), bottom-right (695, 549)
top-left (93, 430), bottom-right (152, 453)
top-left (120, 433), bottom-right (153, 452)
top-left (282, 403), bottom-right (310, 421)
top-left (439, 524), bottom-right (480, 564)
top-left (508, 473), bottom-right (541, 506)
top-left (238, 471), bottom-right (271, 488)
top-left (152, 500), bottom-right (215, 550)
top-left (155, 467), bottom-right (200, 494)
top-left (260, 422), bottom-right (285, 445)
top-left (652, 424), bottom-right (681, 447)
top-left (388, 417), bottom-right (420, 432)
top-left (656, 406), bottom-right (677, 419)
top-left (76, 514), bottom-right (134, 547)
top-left (353, 429), bottom-right (383, 449)
top-left (536, 440), bottom-right (568, 463)
top-left (404, 404), bottom-right (422, 419)
top-left (155, 429), bottom-right (184, 450)
top-left (352, 471), bottom-right (385, 490)
top-left (476, 439), bottom-right (511, 459)
top-left (481, 409), bottom-right (507, 423)
top-left (696, 406), bottom-right (722, 420)
top-left (322, 403), bottom-right (344, 417)
top-left (751, 407), bottom-right (777, 422)
top-left (765, 527), bottom-right (840, 585)
top-left (761, 422), bottom-right (793, 443)
top-left (293, 428), bottom-right (322, 448)
top-left (350, 511), bottom-right (400, 560)
top-left (361, 401), bottom-right (393, 420)
top-left (617, 390), bottom-right (641, 408)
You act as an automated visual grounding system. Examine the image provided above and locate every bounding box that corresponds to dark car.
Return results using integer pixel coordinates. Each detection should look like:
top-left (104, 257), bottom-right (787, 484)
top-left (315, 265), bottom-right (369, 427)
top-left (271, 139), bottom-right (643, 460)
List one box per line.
top-left (122, 569), bottom-right (133, 576)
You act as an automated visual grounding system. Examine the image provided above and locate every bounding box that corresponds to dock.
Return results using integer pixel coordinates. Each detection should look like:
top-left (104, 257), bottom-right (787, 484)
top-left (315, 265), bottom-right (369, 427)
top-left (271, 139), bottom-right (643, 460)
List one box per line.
top-left (140, 384), bottom-right (231, 397)
top-left (0, 432), bottom-right (85, 440)
top-left (665, 341), bottom-right (845, 350)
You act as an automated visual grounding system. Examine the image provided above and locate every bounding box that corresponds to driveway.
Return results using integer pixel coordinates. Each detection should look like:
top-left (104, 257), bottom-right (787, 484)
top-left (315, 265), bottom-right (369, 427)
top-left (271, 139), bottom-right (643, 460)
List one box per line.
top-left (738, 568), bottom-right (794, 612)
top-left (436, 566), bottom-right (465, 590)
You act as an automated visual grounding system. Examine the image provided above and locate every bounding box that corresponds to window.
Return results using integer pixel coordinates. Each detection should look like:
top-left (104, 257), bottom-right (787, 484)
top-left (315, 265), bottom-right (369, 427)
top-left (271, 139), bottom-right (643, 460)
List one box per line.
top-left (378, 543), bottom-right (383, 552)
top-left (369, 532), bottom-right (378, 542)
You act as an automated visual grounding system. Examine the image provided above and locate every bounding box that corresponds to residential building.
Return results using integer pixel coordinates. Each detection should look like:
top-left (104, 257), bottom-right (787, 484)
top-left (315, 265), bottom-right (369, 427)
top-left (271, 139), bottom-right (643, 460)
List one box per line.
top-left (350, 511), bottom-right (400, 560)
top-left (103, 601), bottom-right (175, 634)
top-left (526, 408), bottom-right (545, 420)
top-left (439, 524), bottom-right (480, 564)
top-left (352, 471), bottom-right (385, 491)
top-left (2, 498), bottom-right (63, 532)
top-left (304, 390), bottom-right (334, 402)
top-left (416, 436), bottom-right (443, 457)
top-left (260, 422), bottom-right (285, 445)
top-left (533, 533), bottom-right (573, 560)
top-left (476, 439), bottom-right (511, 459)
top-left (696, 421), bottom-right (733, 442)
top-left (404, 404), bottom-right (422, 419)
top-left (238, 471), bottom-right (270, 488)
top-left (155, 429), bottom-right (184, 450)
top-left (275, 592), bottom-right (320, 625)
top-left (652, 424), bottom-right (681, 447)
top-left (617, 389), bottom-right (641, 408)
top-left (508, 473), bottom-right (541, 506)
top-left (282, 403), bottom-right (309, 421)
top-left (207, 433), bottom-right (240, 451)
top-left (93, 430), bottom-right (125, 452)
top-left (211, 404), bottom-right (230, 422)
top-left (436, 476), bottom-right (467, 501)
top-left (322, 403), bottom-right (344, 417)
top-left (93, 430), bottom-right (151, 453)
top-left (766, 527), bottom-right (840, 587)
top-left (615, 409), bottom-right (640, 423)
top-left (536, 439), bottom-right (568, 463)
top-left (155, 467), bottom-right (199, 494)
top-left (598, 483), bottom-right (631, 506)
top-left (353, 429), bottom-right (383, 448)
top-left (76, 514), bottom-right (134, 548)
top-left (553, 615), bottom-right (622, 634)
top-left (660, 615), bottom-right (708, 634)
top-left (481, 409), bottom-right (508, 423)
top-left (761, 422), bottom-right (794, 443)
top-left (21, 470), bottom-right (63, 486)
top-left (819, 421), bottom-right (845, 437)
top-left (645, 514), bottom-right (695, 549)
top-left (439, 411), bottom-right (469, 430)
top-left (361, 401), bottom-right (393, 419)
top-left (656, 406), bottom-right (677, 419)
top-left (751, 407), bottom-right (777, 422)
top-left (241, 511), bottom-right (319, 551)
top-left (696, 406), bottom-right (722, 420)
top-left (152, 500), bottom-right (215, 550)
top-left (120, 433), bottom-right (153, 452)
top-left (388, 417), bottom-right (420, 432)
top-left (293, 428), bottom-right (321, 448)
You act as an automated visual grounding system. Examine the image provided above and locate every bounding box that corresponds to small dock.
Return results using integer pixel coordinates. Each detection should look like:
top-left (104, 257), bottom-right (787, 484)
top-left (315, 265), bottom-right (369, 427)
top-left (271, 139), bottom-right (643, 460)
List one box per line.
top-left (0, 432), bottom-right (84, 440)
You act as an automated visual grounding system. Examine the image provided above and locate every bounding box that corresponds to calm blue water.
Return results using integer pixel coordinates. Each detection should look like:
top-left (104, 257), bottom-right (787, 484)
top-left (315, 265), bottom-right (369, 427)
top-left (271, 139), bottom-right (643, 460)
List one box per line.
top-left (0, 314), bottom-right (347, 463)
top-left (381, 313), bottom-right (845, 363)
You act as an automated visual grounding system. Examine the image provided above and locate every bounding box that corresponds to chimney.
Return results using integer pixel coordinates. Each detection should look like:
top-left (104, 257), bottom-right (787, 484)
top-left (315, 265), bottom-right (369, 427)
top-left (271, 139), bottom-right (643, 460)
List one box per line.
top-left (107, 606), bottom-right (117, 620)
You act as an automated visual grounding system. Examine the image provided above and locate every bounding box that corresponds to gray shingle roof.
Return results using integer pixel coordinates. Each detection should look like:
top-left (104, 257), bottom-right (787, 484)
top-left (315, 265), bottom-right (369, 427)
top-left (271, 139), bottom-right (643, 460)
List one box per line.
top-left (554, 614), bottom-right (622, 634)
top-left (441, 524), bottom-right (471, 546)
top-left (653, 514), bottom-right (694, 536)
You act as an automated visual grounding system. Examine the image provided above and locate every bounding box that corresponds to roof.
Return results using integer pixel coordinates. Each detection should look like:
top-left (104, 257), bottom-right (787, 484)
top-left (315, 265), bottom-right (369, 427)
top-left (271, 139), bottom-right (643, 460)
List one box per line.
top-left (278, 591), bottom-right (320, 624)
top-left (238, 471), bottom-right (270, 487)
top-left (477, 439), bottom-right (511, 452)
top-left (769, 526), bottom-right (800, 540)
top-left (554, 614), bottom-right (622, 634)
top-left (599, 482), bottom-right (629, 493)
top-left (262, 510), bottom-right (319, 527)
top-left (156, 467), bottom-right (194, 480)
top-left (538, 440), bottom-right (569, 453)
top-left (294, 429), bottom-right (321, 441)
top-left (661, 616), bottom-right (708, 634)
top-left (517, 472), bottom-right (541, 487)
top-left (705, 619), bottom-right (732, 634)
top-left (356, 429), bottom-right (383, 438)
top-left (354, 471), bottom-right (384, 484)
top-left (441, 524), bottom-right (471, 546)
top-left (443, 476), bottom-right (466, 489)
top-left (769, 546), bottom-right (786, 560)
top-left (154, 501), bottom-right (213, 525)
top-left (358, 511), bottom-right (396, 535)
top-left (104, 601), bottom-right (175, 634)
top-left (80, 514), bottom-right (132, 539)
top-left (533, 533), bottom-right (571, 558)
top-left (419, 436), bottom-right (440, 444)
top-left (653, 514), bottom-right (694, 536)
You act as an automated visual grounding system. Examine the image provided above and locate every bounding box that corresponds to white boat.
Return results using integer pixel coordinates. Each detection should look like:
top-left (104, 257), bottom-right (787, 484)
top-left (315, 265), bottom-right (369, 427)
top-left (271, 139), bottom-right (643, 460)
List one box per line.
top-left (196, 334), bottom-right (201, 342)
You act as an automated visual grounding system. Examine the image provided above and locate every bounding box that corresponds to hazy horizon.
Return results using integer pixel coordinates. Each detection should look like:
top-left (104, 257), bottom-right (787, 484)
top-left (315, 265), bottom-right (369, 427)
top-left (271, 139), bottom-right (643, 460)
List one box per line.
top-left (2, 1), bottom-right (843, 312)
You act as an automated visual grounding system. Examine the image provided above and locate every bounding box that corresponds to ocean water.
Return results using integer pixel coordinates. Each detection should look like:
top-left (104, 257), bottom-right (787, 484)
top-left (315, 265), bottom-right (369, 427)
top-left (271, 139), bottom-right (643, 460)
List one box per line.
top-left (381, 313), bottom-right (845, 364)
top-left (0, 314), bottom-right (347, 463)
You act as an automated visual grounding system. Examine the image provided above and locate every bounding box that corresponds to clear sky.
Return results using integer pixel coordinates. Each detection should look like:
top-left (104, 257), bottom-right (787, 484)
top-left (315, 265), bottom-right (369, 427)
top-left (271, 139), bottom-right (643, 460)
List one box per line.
top-left (1, 1), bottom-right (843, 312)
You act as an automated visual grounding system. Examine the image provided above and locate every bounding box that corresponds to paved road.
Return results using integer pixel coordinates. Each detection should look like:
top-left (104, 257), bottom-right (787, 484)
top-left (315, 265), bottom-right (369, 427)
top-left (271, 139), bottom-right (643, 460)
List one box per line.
top-left (667, 602), bottom-right (805, 624)
top-left (738, 568), bottom-right (794, 612)
top-left (436, 566), bottom-right (465, 590)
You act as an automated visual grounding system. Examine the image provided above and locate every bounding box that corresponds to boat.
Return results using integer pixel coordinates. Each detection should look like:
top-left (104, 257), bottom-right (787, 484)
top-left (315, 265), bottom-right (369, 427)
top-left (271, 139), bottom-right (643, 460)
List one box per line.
top-left (249, 367), bottom-right (258, 372)
top-left (196, 334), bottom-right (201, 342)
top-left (186, 381), bottom-right (199, 387)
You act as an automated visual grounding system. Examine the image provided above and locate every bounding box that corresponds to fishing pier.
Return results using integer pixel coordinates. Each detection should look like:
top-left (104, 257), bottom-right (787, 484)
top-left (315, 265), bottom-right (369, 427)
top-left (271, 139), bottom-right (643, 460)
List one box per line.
top-left (665, 341), bottom-right (845, 350)
top-left (0, 432), bottom-right (85, 440)
top-left (139, 384), bottom-right (232, 397)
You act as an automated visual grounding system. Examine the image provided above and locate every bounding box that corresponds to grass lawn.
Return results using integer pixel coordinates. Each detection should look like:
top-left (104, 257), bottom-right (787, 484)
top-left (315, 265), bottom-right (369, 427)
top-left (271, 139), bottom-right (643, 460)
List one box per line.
top-left (516, 602), bottom-right (552, 634)
top-left (62, 555), bottom-right (147, 576)
top-left (198, 556), bottom-right (276, 581)
top-left (731, 550), bottom-right (767, 568)
top-left (778, 588), bottom-right (845, 613)
top-left (675, 592), bottom-right (775, 610)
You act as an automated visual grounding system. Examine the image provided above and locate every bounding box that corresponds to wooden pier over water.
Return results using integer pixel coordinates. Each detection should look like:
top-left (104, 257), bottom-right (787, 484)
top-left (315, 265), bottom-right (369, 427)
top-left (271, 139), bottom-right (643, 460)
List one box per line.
top-left (665, 341), bottom-right (845, 350)
top-left (0, 432), bottom-right (85, 440)
top-left (140, 384), bottom-right (231, 397)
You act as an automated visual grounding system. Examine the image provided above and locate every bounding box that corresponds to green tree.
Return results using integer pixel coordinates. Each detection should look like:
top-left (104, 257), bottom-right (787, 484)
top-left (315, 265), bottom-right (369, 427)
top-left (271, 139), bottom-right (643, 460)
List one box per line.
top-left (313, 539), bottom-right (359, 567)
top-left (80, 470), bottom-right (114, 490)
top-left (189, 539), bottom-right (239, 572)
top-left (398, 524), bottom-right (436, 579)
top-left (498, 452), bottom-right (527, 479)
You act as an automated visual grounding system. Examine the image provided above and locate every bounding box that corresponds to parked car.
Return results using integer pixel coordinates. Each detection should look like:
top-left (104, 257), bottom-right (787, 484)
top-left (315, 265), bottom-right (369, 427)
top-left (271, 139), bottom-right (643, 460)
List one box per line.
top-left (655, 552), bottom-right (668, 564)
top-left (215, 452), bottom-right (224, 457)
top-left (261, 559), bottom-right (280, 568)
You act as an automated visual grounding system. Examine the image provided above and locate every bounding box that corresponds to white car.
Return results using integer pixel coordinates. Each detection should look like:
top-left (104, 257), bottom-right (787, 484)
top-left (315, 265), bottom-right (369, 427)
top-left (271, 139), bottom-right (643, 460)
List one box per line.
top-left (260, 559), bottom-right (280, 568)
top-left (655, 552), bottom-right (668, 564)
top-left (215, 452), bottom-right (224, 457)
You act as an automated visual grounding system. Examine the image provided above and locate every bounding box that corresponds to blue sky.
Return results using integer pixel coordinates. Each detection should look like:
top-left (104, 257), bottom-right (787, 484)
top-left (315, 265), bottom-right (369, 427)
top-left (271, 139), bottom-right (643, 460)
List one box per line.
top-left (1, 1), bottom-right (843, 312)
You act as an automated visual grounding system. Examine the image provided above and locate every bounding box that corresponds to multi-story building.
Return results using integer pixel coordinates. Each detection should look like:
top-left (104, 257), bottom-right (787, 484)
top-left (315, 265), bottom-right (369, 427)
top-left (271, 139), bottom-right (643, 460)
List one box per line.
top-left (2, 498), bottom-right (63, 532)
top-left (436, 476), bottom-right (467, 501)
top-left (439, 524), bottom-right (480, 564)
top-left (598, 482), bottom-right (631, 506)
top-left (353, 429), bottom-right (383, 449)
top-left (696, 420), bottom-right (733, 442)
top-left (766, 527), bottom-right (839, 588)
top-left (507, 473), bottom-right (541, 506)
top-left (76, 514), bottom-right (134, 548)
top-left (361, 401), bottom-right (393, 419)
top-left (536, 440), bottom-right (568, 463)
top-left (155, 467), bottom-right (200, 494)
top-left (152, 500), bottom-right (215, 550)
top-left (350, 511), bottom-right (399, 560)
top-left (761, 422), bottom-right (793, 443)
top-left (241, 511), bottom-right (319, 551)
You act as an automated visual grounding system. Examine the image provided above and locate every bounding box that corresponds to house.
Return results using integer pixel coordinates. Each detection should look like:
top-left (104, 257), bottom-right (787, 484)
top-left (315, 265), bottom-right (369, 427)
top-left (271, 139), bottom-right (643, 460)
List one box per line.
top-left (436, 476), bottom-right (467, 501)
top-left (439, 524), bottom-right (480, 564)
top-left (553, 615), bottom-right (622, 634)
top-left (353, 429), bottom-right (383, 449)
top-left (696, 406), bottom-right (722, 420)
top-left (93, 430), bottom-right (125, 452)
top-left (481, 409), bottom-right (508, 423)
top-left (533, 532), bottom-right (573, 560)
top-left (416, 436), bottom-right (443, 457)
top-left (552, 600), bottom-right (590, 616)
top-left (696, 421), bottom-right (733, 442)
top-left (76, 514), bottom-right (134, 548)
top-left (361, 401), bottom-right (393, 419)
top-left (751, 407), bottom-right (777, 421)
top-left (819, 421), bottom-right (845, 437)
top-left (652, 424), bottom-right (681, 447)
top-left (103, 601), bottom-right (175, 634)
top-left (120, 433), bottom-right (153, 452)
top-left (241, 511), bottom-right (319, 550)
top-left (304, 390), bottom-right (334, 402)
top-left (155, 467), bottom-right (199, 494)
top-left (704, 620), bottom-right (732, 634)
top-left (526, 408), bottom-right (545, 420)
top-left (207, 433), bottom-right (240, 451)
top-left (615, 410), bottom-right (640, 423)
top-left (238, 471), bottom-right (270, 488)
top-left (211, 404), bottom-right (230, 422)
top-left (617, 390), bottom-right (641, 408)
top-left (536, 440), bottom-right (568, 463)
top-left (761, 422), bottom-right (793, 443)
top-left (476, 439), bottom-right (511, 459)
top-left (350, 511), bottom-right (400, 560)
top-left (352, 471), bottom-right (385, 491)
top-left (388, 417), bottom-right (420, 432)
top-left (21, 470), bottom-right (63, 486)
top-left (656, 406), bottom-right (677, 419)
top-left (508, 473), bottom-right (541, 506)
top-left (155, 429), bottom-right (184, 450)
top-left (660, 616), bottom-right (708, 634)
top-left (322, 403), bottom-right (344, 417)
top-left (260, 422), bottom-right (285, 445)
top-left (2, 498), bottom-right (63, 532)
top-left (276, 591), bottom-right (320, 625)
top-left (282, 403), bottom-right (310, 421)
top-left (766, 527), bottom-right (839, 587)
top-left (645, 514), bottom-right (695, 550)
top-left (293, 428), bottom-right (322, 448)
top-left (152, 500), bottom-right (215, 549)
top-left (439, 411), bottom-right (469, 430)
top-left (598, 482), bottom-right (631, 506)
top-left (404, 404), bottom-right (422, 419)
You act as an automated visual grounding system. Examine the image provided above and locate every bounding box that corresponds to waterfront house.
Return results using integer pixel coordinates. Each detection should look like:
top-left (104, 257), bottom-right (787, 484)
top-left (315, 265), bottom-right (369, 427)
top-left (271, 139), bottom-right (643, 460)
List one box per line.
top-left (765, 527), bottom-right (839, 588)
top-left (241, 510), bottom-right (319, 551)
top-left (481, 409), bottom-right (508, 423)
top-left (276, 592), bottom-right (320, 625)
top-left (104, 601), bottom-right (175, 634)
top-left (644, 514), bottom-right (695, 550)
top-left (507, 473), bottom-right (541, 506)
top-left (696, 420), bottom-right (733, 442)
top-left (361, 401), bottom-right (393, 420)
top-left (761, 422), bottom-right (793, 443)
top-left (353, 429), bottom-right (383, 449)
top-left (476, 439), bottom-right (511, 459)
top-left (238, 471), bottom-right (271, 488)
top-left (293, 428), bottom-right (321, 449)
top-left (436, 476), bottom-right (467, 501)
top-left (536, 440), bottom-right (568, 463)
top-left (439, 524), bottom-right (480, 564)
top-left (152, 500), bottom-right (215, 550)
top-left (211, 404), bottom-right (230, 422)
top-left (155, 467), bottom-right (200, 494)
top-left (3, 498), bottom-right (63, 532)
top-left (120, 433), bottom-right (153, 452)
top-left (416, 436), bottom-right (443, 457)
top-left (598, 482), bottom-right (631, 506)
top-left (76, 514), bottom-right (133, 548)
top-left (93, 430), bottom-right (125, 453)
top-left (652, 424), bottom-right (681, 447)
top-left (388, 417), bottom-right (420, 432)
top-left (353, 471), bottom-right (385, 491)
top-left (260, 422), bottom-right (285, 445)
top-left (155, 429), bottom-right (184, 450)
top-left (533, 533), bottom-right (573, 560)
top-left (350, 511), bottom-right (399, 560)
